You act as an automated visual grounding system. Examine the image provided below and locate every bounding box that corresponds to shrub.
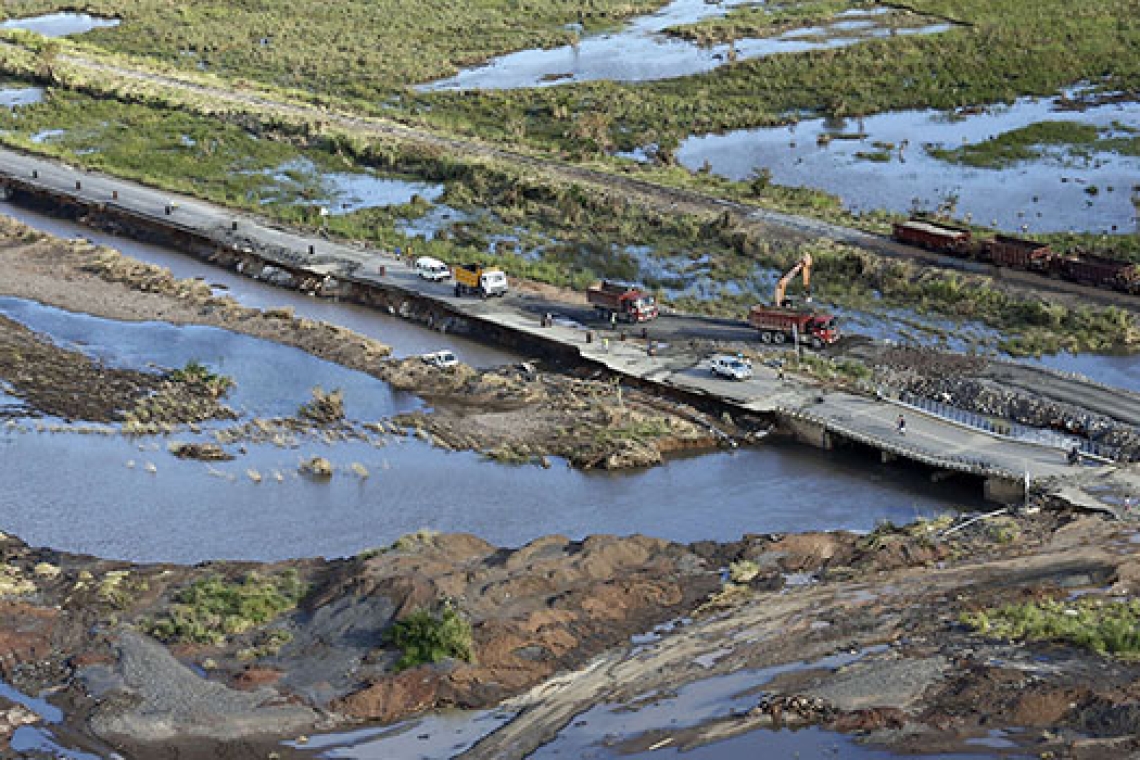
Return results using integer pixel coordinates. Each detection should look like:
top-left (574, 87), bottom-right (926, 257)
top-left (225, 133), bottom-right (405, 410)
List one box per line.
top-left (962, 598), bottom-right (1140, 658)
top-left (385, 604), bottom-right (474, 671)
top-left (146, 570), bottom-right (306, 644)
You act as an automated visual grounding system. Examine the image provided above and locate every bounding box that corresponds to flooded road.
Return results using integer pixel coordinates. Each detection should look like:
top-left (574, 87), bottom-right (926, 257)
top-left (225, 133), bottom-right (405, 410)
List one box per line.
top-left (676, 92), bottom-right (1140, 234)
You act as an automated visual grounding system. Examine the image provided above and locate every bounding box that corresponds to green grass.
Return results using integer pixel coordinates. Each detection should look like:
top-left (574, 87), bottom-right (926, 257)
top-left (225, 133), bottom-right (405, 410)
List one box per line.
top-left (929, 121), bottom-right (1140, 168)
top-left (962, 598), bottom-right (1140, 659)
top-left (0, 84), bottom-right (1135, 356)
top-left (145, 570), bottom-right (306, 645)
top-left (169, 360), bottom-right (233, 398)
top-left (0, 0), bottom-right (662, 91)
top-left (385, 604), bottom-right (474, 671)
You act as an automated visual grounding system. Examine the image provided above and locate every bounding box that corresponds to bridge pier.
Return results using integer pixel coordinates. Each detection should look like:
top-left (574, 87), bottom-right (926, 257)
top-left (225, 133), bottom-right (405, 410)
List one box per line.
top-left (781, 415), bottom-right (830, 450)
top-left (984, 475), bottom-right (1025, 505)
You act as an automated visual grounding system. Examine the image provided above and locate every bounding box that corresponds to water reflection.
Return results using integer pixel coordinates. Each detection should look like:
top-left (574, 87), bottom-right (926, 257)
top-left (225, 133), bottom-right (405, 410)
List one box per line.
top-left (676, 93), bottom-right (1140, 234)
top-left (420, 0), bottom-right (948, 90)
top-left (257, 158), bottom-right (445, 215)
top-left (0, 12), bottom-right (120, 37)
top-left (0, 86), bottom-right (44, 108)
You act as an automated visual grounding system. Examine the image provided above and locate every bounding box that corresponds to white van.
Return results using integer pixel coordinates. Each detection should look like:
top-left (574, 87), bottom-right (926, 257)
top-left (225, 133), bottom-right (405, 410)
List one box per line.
top-left (415, 256), bottom-right (450, 282)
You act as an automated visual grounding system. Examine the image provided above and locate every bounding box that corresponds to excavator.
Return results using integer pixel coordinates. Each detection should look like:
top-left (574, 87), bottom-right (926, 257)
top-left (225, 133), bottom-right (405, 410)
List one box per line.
top-left (773, 253), bottom-right (813, 308)
top-left (747, 252), bottom-right (840, 347)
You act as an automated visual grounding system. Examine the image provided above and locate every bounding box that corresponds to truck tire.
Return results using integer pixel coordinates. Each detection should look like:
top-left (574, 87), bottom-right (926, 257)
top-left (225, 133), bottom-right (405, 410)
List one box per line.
top-left (811, 336), bottom-right (823, 350)
top-left (773, 332), bottom-right (786, 345)
top-left (760, 331), bottom-right (772, 344)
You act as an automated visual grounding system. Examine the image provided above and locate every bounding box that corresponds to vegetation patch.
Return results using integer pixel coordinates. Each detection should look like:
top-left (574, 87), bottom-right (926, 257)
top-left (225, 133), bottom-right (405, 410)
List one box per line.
top-left (928, 121), bottom-right (1140, 168)
top-left (145, 570), bottom-right (306, 645)
top-left (385, 603), bottom-right (474, 671)
top-left (962, 598), bottom-right (1140, 658)
top-left (169, 360), bottom-right (233, 399)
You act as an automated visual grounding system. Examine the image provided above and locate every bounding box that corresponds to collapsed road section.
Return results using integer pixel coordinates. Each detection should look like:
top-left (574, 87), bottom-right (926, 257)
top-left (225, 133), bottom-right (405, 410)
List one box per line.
top-left (2, 147), bottom-right (1137, 507)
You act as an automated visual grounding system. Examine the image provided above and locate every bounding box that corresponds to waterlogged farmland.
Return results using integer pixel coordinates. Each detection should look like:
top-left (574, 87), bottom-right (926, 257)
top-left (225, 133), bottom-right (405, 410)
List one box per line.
top-left (676, 91), bottom-right (1140, 234)
top-left (421, 0), bottom-right (950, 90)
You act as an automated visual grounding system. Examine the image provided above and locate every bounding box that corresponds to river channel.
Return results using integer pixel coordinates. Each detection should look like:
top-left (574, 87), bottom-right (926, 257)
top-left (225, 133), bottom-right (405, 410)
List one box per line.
top-left (0, 204), bottom-right (986, 565)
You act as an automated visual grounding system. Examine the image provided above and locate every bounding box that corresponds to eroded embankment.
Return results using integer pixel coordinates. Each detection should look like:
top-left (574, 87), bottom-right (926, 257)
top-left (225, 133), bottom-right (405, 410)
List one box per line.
top-left (1, 508), bottom-right (1139, 759)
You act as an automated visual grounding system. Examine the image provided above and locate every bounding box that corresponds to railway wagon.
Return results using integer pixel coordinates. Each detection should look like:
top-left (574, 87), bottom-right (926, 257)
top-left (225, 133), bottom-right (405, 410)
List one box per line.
top-left (891, 219), bottom-right (972, 255)
top-left (981, 235), bottom-right (1053, 271)
top-left (1053, 252), bottom-right (1140, 294)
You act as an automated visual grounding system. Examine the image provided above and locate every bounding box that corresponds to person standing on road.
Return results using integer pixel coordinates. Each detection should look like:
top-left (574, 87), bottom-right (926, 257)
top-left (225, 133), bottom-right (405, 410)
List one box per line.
top-left (897, 414), bottom-right (906, 436)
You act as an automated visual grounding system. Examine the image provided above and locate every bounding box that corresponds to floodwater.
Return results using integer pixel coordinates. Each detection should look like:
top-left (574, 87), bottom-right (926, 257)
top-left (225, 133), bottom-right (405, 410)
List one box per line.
top-left (0, 296), bottom-right (972, 564)
top-left (300, 646), bottom-right (988, 760)
top-left (420, 0), bottom-right (949, 91)
top-left (676, 92), bottom-right (1140, 234)
top-left (0, 86), bottom-right (44, 108)
top-left (0, 297), bottom-right (420, 420)
top-left (259, 158), bottom-right (445, 215)
top-left (0, 12), bottom-right (120, 37)
top-left (0, 416), bottom-right (965, 564)
top-left (0, 200), bottom-right (518, 367)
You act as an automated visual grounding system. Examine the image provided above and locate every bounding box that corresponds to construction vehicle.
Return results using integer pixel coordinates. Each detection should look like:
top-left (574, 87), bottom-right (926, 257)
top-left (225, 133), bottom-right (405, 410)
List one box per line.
top-left (453, 263), bottom-right (508, 298)
top-left (586, 281), bottom-right (659, 323)
top-left (748, 253), bottom-right (840, 348)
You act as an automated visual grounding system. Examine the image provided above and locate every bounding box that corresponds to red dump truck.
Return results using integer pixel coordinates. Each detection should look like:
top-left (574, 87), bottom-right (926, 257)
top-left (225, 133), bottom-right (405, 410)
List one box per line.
top-left (586, 281), bottom-right (659, 323)
top-left (748, 305), bottom-right (840, 349)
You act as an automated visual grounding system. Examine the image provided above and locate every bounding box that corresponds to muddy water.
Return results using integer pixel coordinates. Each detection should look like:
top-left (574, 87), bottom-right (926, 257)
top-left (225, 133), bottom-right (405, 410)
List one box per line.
top-left (0, 12), bottom-right (120, 37)
top-left (419, 0), bottom-right (948, 90)
top-left (0, 299), bottom-right (970, 563)
top-left (0, 201), bottom-right (518, 367)
top-left (676, 92), bottom-right (1140, 234)
top-left (303, 646), bottom-right (985, 760)
top-left (0, 423), bottom-right (966, 564)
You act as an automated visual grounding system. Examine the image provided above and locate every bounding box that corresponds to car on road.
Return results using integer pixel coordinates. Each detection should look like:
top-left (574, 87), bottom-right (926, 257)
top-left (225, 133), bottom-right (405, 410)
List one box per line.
top-left (415, 256), bottom-right (451, 282)
top-left (421, 350), bottom-right (459, 368)
top-left (709, 355), bottom-right (753, 381)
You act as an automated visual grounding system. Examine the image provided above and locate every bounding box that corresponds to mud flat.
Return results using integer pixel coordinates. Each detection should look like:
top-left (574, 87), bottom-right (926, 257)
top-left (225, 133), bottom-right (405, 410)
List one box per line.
top-left (0, 503), bottom-right (1138, 757)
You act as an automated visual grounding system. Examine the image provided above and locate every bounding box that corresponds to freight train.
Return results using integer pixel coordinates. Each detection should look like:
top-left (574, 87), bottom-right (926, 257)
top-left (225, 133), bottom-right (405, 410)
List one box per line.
top-left (891, 218), bottom-right (1140, 295)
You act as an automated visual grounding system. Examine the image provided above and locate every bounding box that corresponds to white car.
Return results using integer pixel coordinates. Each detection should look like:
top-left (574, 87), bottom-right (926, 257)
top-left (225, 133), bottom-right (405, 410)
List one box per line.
top-left (709, 355), bottom-right (753, 381)
top-left (415, 256), bottom-right (451, 282)
top-left (421, 350), bottom-right (459, 368)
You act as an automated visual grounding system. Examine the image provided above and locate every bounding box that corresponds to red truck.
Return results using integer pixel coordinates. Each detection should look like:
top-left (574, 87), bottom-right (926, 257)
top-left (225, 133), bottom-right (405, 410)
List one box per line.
top-left (586, 281), bottom-right (659, 323)
top-left (748, 305), bottom-right (840, 349)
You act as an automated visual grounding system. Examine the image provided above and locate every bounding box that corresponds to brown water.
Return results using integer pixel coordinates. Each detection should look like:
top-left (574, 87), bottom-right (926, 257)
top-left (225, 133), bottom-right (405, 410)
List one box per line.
top-left (0, 296), bottom-right (975, 564)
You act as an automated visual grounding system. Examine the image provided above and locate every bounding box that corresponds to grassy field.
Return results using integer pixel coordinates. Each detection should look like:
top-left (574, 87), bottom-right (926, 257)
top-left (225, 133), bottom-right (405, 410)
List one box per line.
top-left (1, 85), bottom-right (1136, 355)
top-left (0, 0), bottom-right (662, 92)
top-left (929, 121), bottom-right (1140, 168)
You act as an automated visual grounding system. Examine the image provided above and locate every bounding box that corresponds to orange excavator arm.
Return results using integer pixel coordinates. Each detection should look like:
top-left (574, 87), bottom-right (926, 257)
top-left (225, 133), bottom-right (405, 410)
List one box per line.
top-left (773, 253), bottom-right (813, 307)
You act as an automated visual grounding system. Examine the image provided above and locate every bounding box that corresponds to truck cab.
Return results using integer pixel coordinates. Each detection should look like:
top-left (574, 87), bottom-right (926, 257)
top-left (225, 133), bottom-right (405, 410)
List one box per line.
top-left (454, 263), bottom-right (508, 298)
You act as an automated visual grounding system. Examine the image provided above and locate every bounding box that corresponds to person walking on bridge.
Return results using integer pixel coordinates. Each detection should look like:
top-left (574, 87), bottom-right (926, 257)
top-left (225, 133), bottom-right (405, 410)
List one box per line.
top-left (896, 414), bottom-right (906, 436)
